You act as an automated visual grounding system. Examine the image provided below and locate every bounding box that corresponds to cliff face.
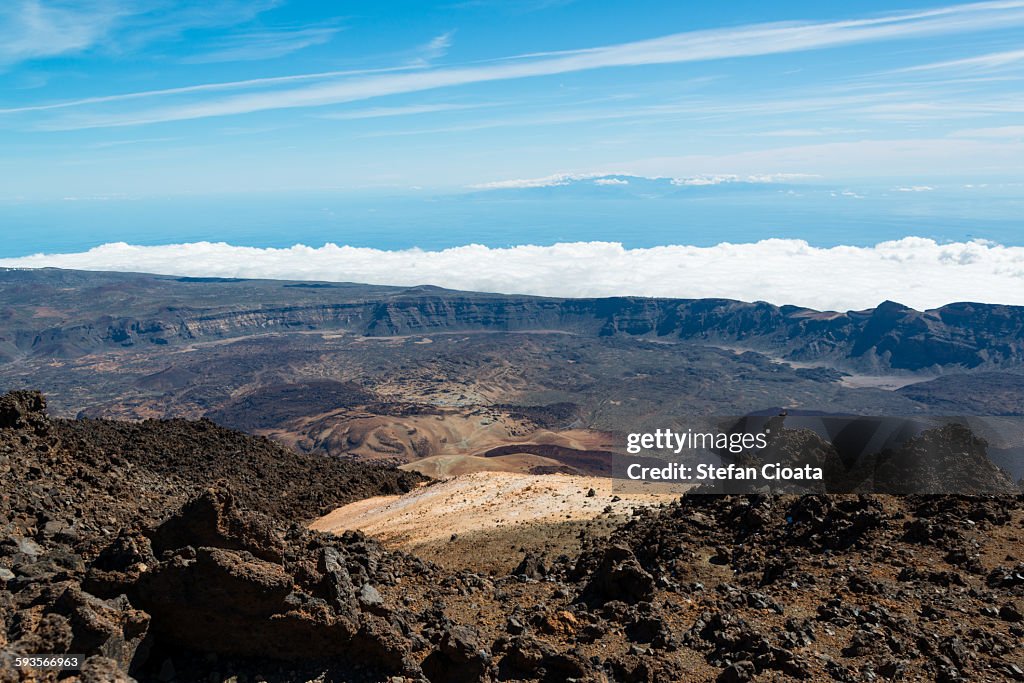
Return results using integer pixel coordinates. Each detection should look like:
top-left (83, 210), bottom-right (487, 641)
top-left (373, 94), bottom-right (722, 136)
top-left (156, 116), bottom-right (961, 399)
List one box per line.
top-left (2, 269), bottom-right (1024, 371)
top-left (319, 295), bottom-right (1024, 370)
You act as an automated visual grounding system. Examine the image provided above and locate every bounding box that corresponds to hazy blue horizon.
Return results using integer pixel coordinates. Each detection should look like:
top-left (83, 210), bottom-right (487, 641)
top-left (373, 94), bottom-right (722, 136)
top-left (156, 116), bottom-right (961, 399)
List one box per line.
top-left (3, 180), bottom-right (1023, 259)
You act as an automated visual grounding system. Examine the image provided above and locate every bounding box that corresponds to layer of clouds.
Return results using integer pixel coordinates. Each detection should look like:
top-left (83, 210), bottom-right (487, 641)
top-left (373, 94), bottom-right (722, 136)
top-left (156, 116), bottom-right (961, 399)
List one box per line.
top-left (670, 173), bottom-right (814, 186)
top-left (3, 238), bottom-right (1024, 311)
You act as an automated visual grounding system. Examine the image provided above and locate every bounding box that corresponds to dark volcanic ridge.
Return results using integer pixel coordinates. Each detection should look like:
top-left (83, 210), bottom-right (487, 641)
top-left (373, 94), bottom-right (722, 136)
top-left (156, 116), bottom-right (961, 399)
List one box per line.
top-left (0, 390), bottom-right (423, 546)
top-left (686, 417), bottom-right (1022, 496)
top-left (3, 268), bottom-right (1024, 372)
top-left (2, 390), bottom-right (1023, 682)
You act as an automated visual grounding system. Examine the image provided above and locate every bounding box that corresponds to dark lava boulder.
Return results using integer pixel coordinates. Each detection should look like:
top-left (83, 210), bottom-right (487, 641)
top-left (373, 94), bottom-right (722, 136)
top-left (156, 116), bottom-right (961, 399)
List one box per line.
top-left (0, 389), bottom-right (49, 432)
top-left (149, 485), bottom-right (285, 563)
top-left (577, 545), bottom-right (656, 605)
top-left (125, 484), bottom-right (424, 676)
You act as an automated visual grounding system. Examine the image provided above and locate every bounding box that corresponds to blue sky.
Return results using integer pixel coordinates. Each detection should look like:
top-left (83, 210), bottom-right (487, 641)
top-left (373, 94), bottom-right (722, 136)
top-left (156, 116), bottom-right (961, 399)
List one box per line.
top-left (1, 0), bottom-right (1023, 201)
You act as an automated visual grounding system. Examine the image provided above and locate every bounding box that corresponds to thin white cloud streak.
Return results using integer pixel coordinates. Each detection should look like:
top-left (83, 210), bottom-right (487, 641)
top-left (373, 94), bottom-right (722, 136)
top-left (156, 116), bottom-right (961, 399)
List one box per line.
top-left (27, 0), bottom-right (1024, 129)
top-left (448, 0), bottom-right (577, 11)
top-left (350, 89), bottom-right (1024, 140)
top-left (409, 30), bottom-right (455, 65)
top-left (0, 65), bottom-right (423, 115)
top-left (951, 124), bottom-right (1024, 137)
top-left (87, 136), bottom-right (180, 149)
top-left (351, 106), bottom-right (669, 138)
top-left (896, 47), bottom-right (1024, 72)
top-left (181, 26), bottom-right (342, 64)
top-left (3, 238), bottom-right (1024, 311)
top-left (493, 1), bottom-right (1024, 62)
top-left (858, 99), bottom-right (1024, 120)
top-left (318, 102), bottom-right (487, 120)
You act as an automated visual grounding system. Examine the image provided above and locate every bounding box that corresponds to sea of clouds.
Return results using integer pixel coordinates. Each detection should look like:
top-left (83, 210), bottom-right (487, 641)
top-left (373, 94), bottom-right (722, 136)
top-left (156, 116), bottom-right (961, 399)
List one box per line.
top-left (2, 238), bottom-right (1023, 311)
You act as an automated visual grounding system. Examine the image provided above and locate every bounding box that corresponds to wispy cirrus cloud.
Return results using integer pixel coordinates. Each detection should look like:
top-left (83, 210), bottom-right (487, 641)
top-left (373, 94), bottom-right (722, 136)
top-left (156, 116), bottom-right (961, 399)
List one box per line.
top-left (14, 0), bottom-right (1024, 129)
top-left (350, 89), bottom-right (1024, 140)
top-left (0, 1), bottom-right (287, 67)
top-left (318, 102), bottom-right (488, 120)
top-left (894, 47), bottom-right (1024, 73)
top-left (447, 0), bottom-right (577, 12)
top-left (951, 124), bottom-right (1024, 137)
top-left (0, 65), bottom-right (424, 115)
top-left (410, 30), bottom-right (455, 65)
top-left (616, 137), bottom-right (1024, 179)
top-left (181, 25), bottom-right (343, 64)
top-left (105, 1), bottom-right (284, 53)
top-left (0, 0), bottom-right (130, 67)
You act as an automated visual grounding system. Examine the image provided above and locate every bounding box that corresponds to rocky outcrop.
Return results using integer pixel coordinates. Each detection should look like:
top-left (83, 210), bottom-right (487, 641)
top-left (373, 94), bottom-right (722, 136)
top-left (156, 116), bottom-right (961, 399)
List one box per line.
top-left (575, 545), bottom-right (656, 606)
top-left (865, 423), bottom-right (1020, 494)
top-left (124, 488), bottom-right (424, 674)
top-left (56, 586), bottom-right (151, 673)
top-left (148, 487), bottom-right (285, 563)
top-left (0, 390), bottom-right (429, 680)
top-left (0, 390), bottom-right (49, 431)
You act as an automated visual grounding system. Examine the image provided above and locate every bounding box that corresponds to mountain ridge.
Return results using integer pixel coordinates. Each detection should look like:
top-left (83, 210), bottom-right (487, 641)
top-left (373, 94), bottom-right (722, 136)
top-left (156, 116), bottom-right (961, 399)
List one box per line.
top-left (2, 268), bottom-right (1024, 372)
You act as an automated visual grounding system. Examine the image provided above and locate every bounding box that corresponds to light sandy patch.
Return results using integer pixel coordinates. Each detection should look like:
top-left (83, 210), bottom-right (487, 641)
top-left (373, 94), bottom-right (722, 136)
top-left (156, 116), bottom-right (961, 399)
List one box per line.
top-left (30, 306), bottom-right (66, 319)
top-left (399, 453), bottom-right (568, 477)
top-left (309, 471), bottom-right (679, 547)
top-left (839, 374), bottom-right (932, 390)
top-left (711, 342), bottom-right (935, 391)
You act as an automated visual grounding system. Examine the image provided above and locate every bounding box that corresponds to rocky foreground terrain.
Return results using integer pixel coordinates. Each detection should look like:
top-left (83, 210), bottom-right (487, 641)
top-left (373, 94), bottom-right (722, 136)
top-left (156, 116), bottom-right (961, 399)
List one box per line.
top-left (2, 389), bottom-right (1023, 682)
